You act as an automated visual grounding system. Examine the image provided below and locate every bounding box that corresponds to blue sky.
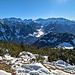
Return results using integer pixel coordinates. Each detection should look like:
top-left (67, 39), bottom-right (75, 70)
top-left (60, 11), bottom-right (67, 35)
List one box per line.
top-left (0, 0), bottom-right (75, 20)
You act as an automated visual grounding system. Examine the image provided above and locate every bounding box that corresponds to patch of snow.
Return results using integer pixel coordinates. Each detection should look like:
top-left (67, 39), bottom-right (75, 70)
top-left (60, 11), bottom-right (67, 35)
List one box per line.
top-left (0, 19), bottom-right (4, 24)
top-left (51, 27), bottom-right (54, 30)
top-left (4, 54), bottom-right (14, 60)
top-left (51, 60), bottom-right (75, 72)
top-left (64, 47), bottom-right (73, 49)
top-left (26, 52), bottom-right (36, 59)
top-left (14, 63), bottom-right (50, 75)
top-left (41, 26), bottom-right (43, 28)
top-left (29, 28), bottom-right (44, 38)
top-left (58, 42), bottom-right (73, 49)
top-left (36, 29), bottom-right (44, 37)
top-left (51, 60), bottom-right (69, 68)
top-left (0, 51), bottom-right (75, 75)
top-left (0, 70), bottom-right (11, 75)
top-left (51, 69), bottom-right (73, 75)
top-left (28, 33), bottom-right (33, 36)
top-left (0, 56), bottom-right (2, 60)
top-left (43, 56), bottom-right (48, 63)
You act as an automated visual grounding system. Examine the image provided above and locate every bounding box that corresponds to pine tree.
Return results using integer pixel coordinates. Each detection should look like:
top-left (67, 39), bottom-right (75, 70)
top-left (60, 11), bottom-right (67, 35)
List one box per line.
top-left (20, 41), bottom-right (25, 51)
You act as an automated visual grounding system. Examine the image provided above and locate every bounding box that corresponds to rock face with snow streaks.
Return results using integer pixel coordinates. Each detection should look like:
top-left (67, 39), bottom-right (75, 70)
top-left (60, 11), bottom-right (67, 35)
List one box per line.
top-left (0, 17), bottom-right (75, 45)
top-left (34, 32), bottom-right (75, 48)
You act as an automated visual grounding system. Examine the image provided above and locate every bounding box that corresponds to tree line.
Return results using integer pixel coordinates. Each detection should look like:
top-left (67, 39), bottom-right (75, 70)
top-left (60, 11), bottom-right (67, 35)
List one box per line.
top-left (0, 40), bottom-right (75, 65)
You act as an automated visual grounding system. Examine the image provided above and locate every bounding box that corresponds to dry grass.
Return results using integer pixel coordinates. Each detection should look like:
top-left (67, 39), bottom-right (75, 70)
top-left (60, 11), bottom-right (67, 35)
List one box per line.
top-left (43, 63), bottom-right (75, 74)
top-left (55, 66), bottom-right (75, 74)
top-left (0, 62), bottom-right (16, 75)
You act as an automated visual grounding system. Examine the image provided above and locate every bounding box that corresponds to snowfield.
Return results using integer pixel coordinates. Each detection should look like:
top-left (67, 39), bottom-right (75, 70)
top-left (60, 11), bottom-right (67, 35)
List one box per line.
top-left (58, 42), bottom-right (74, 49)
top-left (0, 51), bottom-right (75, 75)
top-left (0, 70), bottom-right (11, 75)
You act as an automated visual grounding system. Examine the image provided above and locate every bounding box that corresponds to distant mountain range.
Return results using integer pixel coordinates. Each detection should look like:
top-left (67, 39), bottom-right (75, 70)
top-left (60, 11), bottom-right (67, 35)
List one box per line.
top-left (0, 17), bottom-right (75, 48)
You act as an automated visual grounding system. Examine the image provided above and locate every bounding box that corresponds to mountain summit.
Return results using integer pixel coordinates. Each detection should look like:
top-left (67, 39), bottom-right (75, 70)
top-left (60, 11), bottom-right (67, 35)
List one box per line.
top-left (0, 17), bottom-right (75, 47)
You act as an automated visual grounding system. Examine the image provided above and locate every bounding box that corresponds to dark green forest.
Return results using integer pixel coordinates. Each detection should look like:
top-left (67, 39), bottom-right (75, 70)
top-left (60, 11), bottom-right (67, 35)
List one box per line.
top-left (0, 40), bottom-right (75, 65)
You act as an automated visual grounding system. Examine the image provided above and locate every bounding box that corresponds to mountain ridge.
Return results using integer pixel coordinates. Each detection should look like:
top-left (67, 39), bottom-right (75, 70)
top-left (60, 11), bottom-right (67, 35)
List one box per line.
top-left (33, 32), bottom-right (75, 48)
top-left (0, 17), bottom-right (75, 47)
